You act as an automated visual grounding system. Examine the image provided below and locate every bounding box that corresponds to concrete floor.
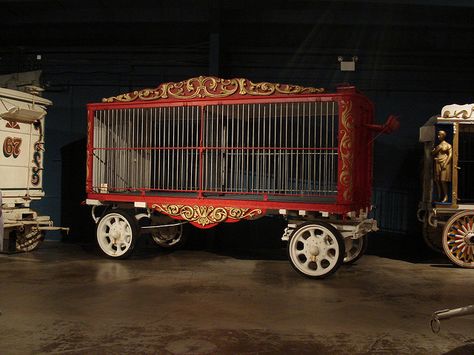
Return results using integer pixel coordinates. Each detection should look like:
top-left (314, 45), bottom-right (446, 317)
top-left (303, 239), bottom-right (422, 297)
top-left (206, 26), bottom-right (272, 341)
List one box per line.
top-left (0, 238), bottom-right (474, 354)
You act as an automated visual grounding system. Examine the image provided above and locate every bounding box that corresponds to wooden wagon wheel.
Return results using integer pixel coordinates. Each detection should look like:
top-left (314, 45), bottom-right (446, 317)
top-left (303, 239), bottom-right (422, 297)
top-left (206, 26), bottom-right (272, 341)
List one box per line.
top-left (442, 210), bottom-right (474, 268)
top-left (96, 209), bottom-right (139, 259)
top-left (287, 222), bottom-right (345, 279)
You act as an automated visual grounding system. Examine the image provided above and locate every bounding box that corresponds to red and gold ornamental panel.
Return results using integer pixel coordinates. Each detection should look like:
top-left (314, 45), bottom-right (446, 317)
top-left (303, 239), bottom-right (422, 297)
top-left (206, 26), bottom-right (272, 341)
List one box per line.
top-left (152, 204), bottom-right (264, 228)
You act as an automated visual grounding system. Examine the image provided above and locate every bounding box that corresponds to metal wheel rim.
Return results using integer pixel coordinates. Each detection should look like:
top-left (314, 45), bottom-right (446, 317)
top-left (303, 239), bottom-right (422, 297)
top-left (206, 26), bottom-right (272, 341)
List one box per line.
top-left (97, 213), bottom-right (133, 257)
top-left (443, 211), bottom-right (474, 268)
top-left (288, 224), bottom-right (341, 277)
top-left (152, 225), bottom-right (183, 247)
top-left (344, 238), bottom-right (363, 263)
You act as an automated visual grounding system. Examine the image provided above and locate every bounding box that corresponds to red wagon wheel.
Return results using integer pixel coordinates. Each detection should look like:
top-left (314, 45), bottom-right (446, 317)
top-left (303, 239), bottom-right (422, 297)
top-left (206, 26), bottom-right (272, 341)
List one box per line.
top-left (442, 211), bottom-right (474, 268)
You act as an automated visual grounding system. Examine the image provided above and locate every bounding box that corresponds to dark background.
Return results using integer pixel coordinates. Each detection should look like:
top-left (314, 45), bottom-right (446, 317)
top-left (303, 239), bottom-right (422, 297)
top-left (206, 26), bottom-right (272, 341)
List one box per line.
top-left (1, 0), bottom-right (473, 250)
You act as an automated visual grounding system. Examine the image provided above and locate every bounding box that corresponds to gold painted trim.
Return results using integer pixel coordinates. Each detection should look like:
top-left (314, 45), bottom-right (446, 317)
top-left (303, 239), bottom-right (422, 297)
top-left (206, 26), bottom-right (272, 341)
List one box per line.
top-left (339, 100), bottom-right (353, 202)
top-left (102, 76), bottom-right (325, 103)
top-left (152, 204), bottom-right (263, 226)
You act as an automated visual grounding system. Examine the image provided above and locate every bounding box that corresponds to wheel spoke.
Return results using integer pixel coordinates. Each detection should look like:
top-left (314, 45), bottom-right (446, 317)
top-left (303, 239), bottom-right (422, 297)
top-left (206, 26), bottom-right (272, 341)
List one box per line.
top-left (443, 212), bottom-right (474, 268)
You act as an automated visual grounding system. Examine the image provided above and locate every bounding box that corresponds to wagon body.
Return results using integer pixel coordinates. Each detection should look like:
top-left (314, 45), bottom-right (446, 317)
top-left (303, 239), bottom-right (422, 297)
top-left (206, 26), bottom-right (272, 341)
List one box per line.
top-left (419, 102), bottom-right (474, 268)
top-left (86, 77), bottom-right (380, 278)
top-left (0, 87), bottom-right (64, 252)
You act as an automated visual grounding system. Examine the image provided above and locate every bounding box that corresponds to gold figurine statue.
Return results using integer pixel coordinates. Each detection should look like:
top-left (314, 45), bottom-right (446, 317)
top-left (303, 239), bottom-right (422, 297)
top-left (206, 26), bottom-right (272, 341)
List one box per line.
top-left (432, 130), bottom-right (452, 203)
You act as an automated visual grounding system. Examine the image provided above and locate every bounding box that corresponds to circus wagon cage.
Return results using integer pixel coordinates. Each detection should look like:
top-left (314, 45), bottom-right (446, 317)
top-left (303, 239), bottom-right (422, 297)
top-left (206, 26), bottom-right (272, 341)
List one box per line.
top-left (418, 102), bottom-right (474, 269)
top-left (85, 76), bottom-right (396, 278)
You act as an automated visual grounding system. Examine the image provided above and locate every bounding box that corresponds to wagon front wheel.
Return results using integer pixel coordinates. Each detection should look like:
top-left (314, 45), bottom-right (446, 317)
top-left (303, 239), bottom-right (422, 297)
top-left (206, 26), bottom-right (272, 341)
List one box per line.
top-left (287, 222), bottom-right (345, 279)
top-left (96, 210), bottom-right (138, 259)
top-left (442, 211), bottom-right (474, 268)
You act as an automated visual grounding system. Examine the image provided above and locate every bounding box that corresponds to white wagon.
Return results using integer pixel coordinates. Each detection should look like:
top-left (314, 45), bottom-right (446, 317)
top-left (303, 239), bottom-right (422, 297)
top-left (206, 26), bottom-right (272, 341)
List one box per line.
top-left (0, 86), bottom-right (66, 252)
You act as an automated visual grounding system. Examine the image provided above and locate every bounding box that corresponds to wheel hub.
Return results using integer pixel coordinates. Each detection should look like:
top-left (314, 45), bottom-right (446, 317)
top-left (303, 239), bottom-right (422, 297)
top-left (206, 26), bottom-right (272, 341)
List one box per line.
top-left (110, 225), bottom-right (124, 244)
top-left (307, 237), bottom-right (320, 256)
top-left (464, 232), bottom-right (474, 245)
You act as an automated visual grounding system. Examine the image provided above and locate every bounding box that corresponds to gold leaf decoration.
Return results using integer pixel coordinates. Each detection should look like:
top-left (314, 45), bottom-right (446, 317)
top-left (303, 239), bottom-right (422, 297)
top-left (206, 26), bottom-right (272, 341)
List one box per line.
top-left (102, 76), bottom-right (324, 103)
top-left (152, 204), bottom-right (263, 227)
top-left (339, 100), bottom-right (354, 202)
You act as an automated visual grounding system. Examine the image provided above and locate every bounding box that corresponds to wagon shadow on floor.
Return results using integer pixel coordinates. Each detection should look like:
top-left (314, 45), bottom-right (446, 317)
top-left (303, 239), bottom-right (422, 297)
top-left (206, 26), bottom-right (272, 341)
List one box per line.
top-left (366, 231), bottom-right (453, 267)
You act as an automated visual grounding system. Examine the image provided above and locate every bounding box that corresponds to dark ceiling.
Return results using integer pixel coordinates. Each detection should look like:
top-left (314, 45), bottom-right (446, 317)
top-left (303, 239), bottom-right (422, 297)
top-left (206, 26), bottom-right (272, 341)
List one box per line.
top-left (0, 0), bottom-right (473, 93)
top-left (1, 0), bottom-right (473, 48)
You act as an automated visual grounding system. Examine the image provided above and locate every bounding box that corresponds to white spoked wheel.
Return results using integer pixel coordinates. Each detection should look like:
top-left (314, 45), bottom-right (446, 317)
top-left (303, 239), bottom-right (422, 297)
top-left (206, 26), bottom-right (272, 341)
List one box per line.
top-left (288, 222), bottom-right (345, 279)
top-left (96, 210), bottom-right (138, 259)
top-left (151, 224), bottom-right (186, 249)
top-left (442, 211), bottom-right (474, 268)
top-left (343, 236), bottom-right (368, 264)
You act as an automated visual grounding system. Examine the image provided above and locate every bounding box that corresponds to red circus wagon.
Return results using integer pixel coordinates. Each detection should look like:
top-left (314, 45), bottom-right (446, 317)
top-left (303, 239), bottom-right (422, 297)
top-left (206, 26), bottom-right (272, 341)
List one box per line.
top-left (85, 76), bottom-right (395, 278)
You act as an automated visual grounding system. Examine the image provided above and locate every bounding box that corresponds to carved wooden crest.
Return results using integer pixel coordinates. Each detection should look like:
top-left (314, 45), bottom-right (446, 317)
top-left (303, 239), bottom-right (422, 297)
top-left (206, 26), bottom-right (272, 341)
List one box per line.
top-left (102, 76), bottom-right (324, 103)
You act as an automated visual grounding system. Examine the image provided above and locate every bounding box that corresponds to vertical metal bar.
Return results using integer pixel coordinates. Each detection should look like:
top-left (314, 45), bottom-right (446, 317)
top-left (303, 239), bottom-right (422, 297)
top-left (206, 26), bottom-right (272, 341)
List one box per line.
top-left (172, 107), bottom-right (176, 190)
top-left (267, 103), bottom-right (272, 193)
top-left (143, 108), bottom-right (146, 190)
top-left (191, 106), bottom-right (194, 190)
top-left (237, 105), bottom-right (244, 192)
top-left (157, 107), bottom-right (161, 189)
top-left (106, 109), bottom-right (109, 188)
top-left (225, 105), bottom-right (229, 191)
top-left (195, 106), bottom-right (200, 190)
top-left (318, 102), bottom-right (322, 193)
top-left (231, 104), bottom-right (235, 192)
top-left (213, 105), bottom-right (216, 191)
top-left (165, 107), bottom-right (169, 190)
top-left (121, 109), bottom-right (124, 190)
top-left (255, 104), bottom-right (262, 192)
top-left (179, 106), bottom-right (183, 190)
top-left (284, 103), bottom-right (289, 193)
top-left (312, 101), bottom-right (318, 192)
top-left (324, 102), bottom-right (327, 193)
top-left (302, 103), bottom-right (306, 192)
top-left (183, 107), bottom-right (187, 190)
top-left (244, 104), bottom-right (248, 192)
top-left (221, 104), bottom-right (225, 191)
top-left (307, 102), bottom-right (311, 192)
top-left (331, 101), bottom-right (335, 192)
top-left (278, 103), bottom-right (283, 193)
top-left (296, 102), bottom-right (300, 193)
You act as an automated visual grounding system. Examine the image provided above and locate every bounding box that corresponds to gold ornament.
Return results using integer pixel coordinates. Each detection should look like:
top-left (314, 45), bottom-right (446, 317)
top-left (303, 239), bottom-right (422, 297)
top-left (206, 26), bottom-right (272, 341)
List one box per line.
top-left (102, 76), bottom-right (324, 103)
top-left (339, 100), bottom-right (353, 202)
top-left (152, 204), bottom-right (263, 226)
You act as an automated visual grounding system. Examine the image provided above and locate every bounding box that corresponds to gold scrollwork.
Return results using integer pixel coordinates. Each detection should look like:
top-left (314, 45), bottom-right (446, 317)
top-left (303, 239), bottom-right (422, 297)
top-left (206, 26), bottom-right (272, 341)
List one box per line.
top-left (339, 100), bottom-right (353, 202)
top-left (102, 76), bottom-right (324, 103)
top-left (152, 204), bottom-right (263, 227)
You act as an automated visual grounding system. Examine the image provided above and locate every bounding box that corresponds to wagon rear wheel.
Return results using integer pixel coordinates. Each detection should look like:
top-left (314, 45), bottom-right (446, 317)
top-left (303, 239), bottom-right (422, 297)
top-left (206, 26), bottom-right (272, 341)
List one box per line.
top-left (343, 236), bottom-right (368, 264)
top-left (151, 224), bottom-right (187, 249)
top-left (287, 222), bottom-right (345, 279)
top-left (16, 227), bottom-right (45, 252)
top-left (442, 211), bottom-right (474, 268)
top-left (96, 209), bottom-right (138, 259)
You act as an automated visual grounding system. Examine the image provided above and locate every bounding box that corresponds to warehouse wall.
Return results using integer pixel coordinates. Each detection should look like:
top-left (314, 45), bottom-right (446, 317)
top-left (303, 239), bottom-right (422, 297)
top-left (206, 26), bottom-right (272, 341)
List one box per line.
top-left (1, 0), bottom-right (472, 241)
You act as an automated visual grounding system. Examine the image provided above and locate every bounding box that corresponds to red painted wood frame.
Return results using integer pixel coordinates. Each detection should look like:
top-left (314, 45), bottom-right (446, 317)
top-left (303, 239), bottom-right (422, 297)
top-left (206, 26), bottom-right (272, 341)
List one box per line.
top-left (86, 86), bottom-right (374, 221)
